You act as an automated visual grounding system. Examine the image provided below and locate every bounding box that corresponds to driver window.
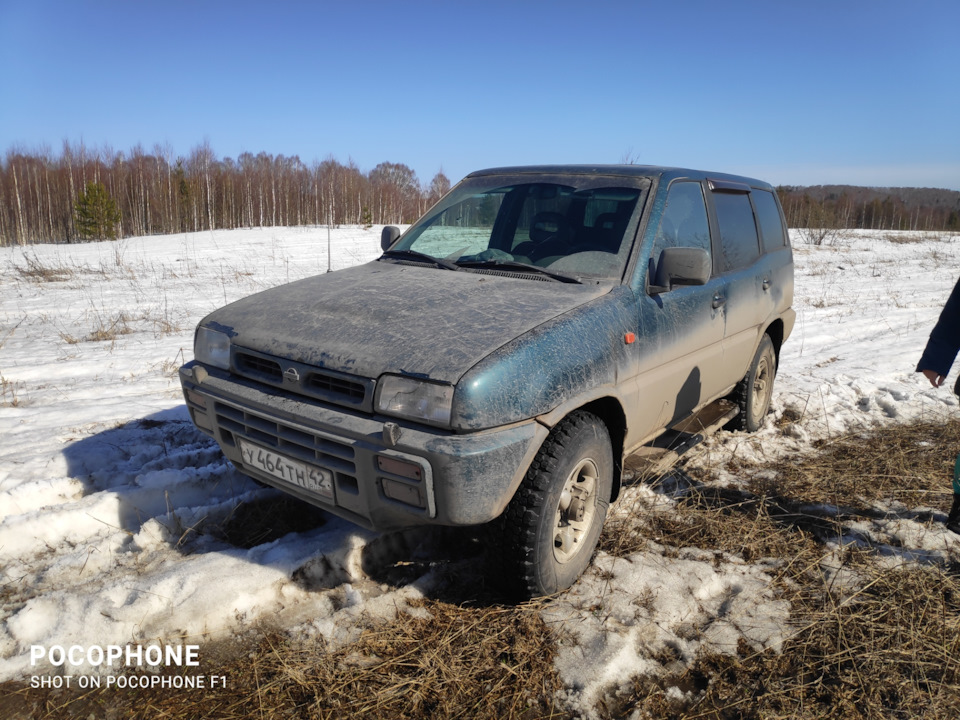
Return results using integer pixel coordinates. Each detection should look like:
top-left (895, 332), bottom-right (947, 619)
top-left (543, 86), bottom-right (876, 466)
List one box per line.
top-left (651, 182), bottom-right (711, 262)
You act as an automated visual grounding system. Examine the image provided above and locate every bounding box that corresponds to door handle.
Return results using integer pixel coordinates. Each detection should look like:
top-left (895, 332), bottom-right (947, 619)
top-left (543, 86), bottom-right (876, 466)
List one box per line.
top-left (712, 293), bottom-right (725, 309)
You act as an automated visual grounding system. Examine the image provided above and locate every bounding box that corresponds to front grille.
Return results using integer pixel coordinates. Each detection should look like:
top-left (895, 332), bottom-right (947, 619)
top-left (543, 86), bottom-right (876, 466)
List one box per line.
top-left (230, 347), bottom-right (374, 411)
top-left (306, 372), bottom-right (365, 400)
top-left (236, 352), bottom-right (283, 381)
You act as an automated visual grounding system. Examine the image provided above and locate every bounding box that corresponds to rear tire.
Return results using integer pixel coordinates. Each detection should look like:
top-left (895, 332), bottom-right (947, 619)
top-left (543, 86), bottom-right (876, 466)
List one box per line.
top-left (496, 411), bottom-right (613, 598)
top-left (726, 335), bottom-right (777, 432)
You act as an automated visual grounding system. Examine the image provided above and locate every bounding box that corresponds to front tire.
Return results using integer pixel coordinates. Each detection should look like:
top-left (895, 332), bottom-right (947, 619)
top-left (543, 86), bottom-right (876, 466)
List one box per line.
top-left (727, 334), bottom-right (777, 432)
top-left (497, 411), bottom-right (613, 598)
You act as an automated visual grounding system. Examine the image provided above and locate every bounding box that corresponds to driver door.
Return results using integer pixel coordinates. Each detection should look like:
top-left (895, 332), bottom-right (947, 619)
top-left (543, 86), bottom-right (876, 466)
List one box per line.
top-left (630, 180), bottom-right (726, 444)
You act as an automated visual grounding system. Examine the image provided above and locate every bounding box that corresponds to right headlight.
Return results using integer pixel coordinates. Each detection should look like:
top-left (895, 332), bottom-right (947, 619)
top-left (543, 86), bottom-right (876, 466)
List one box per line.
top-left (194, 326), bottom-right (231, 370)
top-left (376, 375), bottom-right (454, 427)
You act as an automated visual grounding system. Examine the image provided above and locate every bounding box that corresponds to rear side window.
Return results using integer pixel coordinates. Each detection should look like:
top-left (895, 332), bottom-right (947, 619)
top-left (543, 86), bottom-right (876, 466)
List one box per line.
top-left (751, 189), bottom-right (787, 252)
top-left (713, 192), bottom-right (760, 272)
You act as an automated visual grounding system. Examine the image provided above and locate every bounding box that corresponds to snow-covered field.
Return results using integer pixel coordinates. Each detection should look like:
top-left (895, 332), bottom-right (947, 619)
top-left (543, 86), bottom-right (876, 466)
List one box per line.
top-left (2, 226), bottom-right (959, 714)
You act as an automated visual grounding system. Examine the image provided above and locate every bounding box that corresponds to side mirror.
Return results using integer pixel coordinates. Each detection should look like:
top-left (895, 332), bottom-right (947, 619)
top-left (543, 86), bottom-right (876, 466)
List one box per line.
top-left (381, 225), bottom-right (401, 251)
top-left (649, 247), bottom-right (711, 294)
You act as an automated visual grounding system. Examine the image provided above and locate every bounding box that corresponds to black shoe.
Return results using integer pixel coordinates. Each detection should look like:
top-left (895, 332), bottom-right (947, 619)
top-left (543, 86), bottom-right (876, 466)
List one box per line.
top-left (946, 494), bottom-right (960, 534)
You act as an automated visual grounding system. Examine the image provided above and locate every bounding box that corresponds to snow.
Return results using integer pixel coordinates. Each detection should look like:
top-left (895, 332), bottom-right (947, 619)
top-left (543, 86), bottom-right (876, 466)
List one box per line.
top-left (2, 226), bottom-right (960, 712)
top-left (545, 547), bottom-right (791, 709)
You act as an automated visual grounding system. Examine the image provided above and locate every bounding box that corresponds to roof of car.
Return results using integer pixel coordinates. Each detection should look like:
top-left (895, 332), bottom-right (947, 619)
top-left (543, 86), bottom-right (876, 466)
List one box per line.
top-left (467, 165), bottom-right (774, 190)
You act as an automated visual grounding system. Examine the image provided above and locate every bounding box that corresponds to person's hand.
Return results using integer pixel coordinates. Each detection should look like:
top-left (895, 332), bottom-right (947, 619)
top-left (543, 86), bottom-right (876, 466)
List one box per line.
top-left (922, 369), bottom-right (946, 388)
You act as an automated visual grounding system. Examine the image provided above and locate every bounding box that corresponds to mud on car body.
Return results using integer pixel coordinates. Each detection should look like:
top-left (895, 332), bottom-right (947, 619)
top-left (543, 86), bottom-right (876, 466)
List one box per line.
top-left (179, 165), bottom-right (795, 597)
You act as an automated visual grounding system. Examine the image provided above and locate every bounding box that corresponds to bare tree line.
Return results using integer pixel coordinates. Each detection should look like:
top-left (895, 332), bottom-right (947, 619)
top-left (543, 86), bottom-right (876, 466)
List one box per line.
top-left (0, 141), bottom-right (452, 246)
top-left (3, 141), bottom-right (958, 246)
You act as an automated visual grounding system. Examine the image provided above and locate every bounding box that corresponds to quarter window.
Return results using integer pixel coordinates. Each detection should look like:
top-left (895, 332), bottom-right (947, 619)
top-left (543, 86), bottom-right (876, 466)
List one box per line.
top-left (751, 189), bottom-right (787, 253)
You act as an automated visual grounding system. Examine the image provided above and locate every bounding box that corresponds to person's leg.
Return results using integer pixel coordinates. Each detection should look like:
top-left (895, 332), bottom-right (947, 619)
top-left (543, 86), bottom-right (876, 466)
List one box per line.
top-left (948, 454), bottom-right (960, 534)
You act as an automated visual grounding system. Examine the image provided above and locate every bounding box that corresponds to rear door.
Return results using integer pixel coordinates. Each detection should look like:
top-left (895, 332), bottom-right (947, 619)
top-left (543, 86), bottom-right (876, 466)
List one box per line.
top-left (706, 181), bottom-right (777, 387)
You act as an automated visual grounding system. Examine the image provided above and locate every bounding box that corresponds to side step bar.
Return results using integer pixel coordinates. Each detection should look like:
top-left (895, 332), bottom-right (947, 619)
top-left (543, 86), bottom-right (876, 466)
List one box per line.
top-left (622, 399), bottom-right (739, 482)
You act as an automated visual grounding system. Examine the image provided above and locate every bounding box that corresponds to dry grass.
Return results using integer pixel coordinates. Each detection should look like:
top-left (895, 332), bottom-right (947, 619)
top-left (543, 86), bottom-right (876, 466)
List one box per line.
top-left (56, 311), bottom-right (135, 345)
top-left (150, 317), bottom-right (182, 337)
top-left (0, 374), bottom-right (22, 407)
top-left (752, 416), bottom-right (960, 511)
top-left (672, 557), bottom-right (960, 719)
top-left (606, 418), bottom-right (960, 718)
top-left (1, 602), bottom-right (564, 720)
top-left (601, 474), bottom-right (823, 565)
top-left (85, 313), bottom-right (134, 342)
top-left (884, 231), bottom-right (949, 244)
top-left (11, 253), bottom-right (75, 283)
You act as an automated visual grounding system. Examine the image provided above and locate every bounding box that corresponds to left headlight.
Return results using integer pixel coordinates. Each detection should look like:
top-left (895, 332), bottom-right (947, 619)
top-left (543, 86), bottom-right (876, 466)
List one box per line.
top-left (194, 326), bottom-right (231, 370)
top-left (376, 375), bottom-right (454, 427)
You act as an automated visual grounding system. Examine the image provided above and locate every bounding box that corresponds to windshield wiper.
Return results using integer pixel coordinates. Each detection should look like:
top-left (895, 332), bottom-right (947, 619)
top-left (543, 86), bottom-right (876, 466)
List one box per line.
top-left (456, 259), bottom-right (583, 284)
top-left (380, 249), bottom-right (460, 271)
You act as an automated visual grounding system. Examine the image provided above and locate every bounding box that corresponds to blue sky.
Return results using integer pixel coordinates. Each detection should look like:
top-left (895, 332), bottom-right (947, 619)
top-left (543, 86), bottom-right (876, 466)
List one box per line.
top-left (1, 0), bottom-right (958, 190)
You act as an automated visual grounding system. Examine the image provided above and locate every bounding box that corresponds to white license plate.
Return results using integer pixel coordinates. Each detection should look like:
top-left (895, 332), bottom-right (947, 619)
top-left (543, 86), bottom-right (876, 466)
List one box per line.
top-left (239, 440), bottom-right (334, 499)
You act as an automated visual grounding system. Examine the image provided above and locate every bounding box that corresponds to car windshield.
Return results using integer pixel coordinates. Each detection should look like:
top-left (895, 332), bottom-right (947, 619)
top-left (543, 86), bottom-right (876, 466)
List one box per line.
top-left (387, 174), bottom-right (648, 282)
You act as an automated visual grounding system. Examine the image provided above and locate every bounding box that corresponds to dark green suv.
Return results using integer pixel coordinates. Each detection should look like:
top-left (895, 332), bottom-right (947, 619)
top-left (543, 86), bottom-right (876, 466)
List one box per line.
top-left (180, 165), bottom-right (795, 597)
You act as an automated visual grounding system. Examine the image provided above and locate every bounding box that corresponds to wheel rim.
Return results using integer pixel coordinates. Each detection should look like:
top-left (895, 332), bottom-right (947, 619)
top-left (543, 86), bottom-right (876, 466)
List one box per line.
top-left (553, 458), bottom-right (599, 564)
top-left (751, 353), bottom-right (772, 418)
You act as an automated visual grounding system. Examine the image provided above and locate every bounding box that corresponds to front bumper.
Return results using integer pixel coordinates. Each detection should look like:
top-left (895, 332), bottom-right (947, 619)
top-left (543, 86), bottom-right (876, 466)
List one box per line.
top-left (179, 362), bottom-right (547, 531)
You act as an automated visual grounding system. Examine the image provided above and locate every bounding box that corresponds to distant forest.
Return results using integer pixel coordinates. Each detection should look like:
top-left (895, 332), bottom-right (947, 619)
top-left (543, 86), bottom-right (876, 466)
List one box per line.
top-left (777, 185), bottom-right (960, 235)
top-left (1, 142), bottom-right (958, 246)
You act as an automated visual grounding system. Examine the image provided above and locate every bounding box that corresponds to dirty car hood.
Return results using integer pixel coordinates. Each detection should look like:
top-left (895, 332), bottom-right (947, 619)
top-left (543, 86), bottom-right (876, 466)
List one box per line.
top-left (203, 260), bottom-right (611, 384)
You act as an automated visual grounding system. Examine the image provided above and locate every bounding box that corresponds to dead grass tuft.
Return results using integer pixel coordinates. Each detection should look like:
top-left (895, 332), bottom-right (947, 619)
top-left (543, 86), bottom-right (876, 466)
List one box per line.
top-left (11, 253), bottom-right (74, 282)
top-left (885, 231), bottom-right (948, 244)
top-left (0, 374), bottom-right (23, 407)
top-left (152, 317), bottom-right (182, 336)
top-left (85, 312), bottom-right (134, 342)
